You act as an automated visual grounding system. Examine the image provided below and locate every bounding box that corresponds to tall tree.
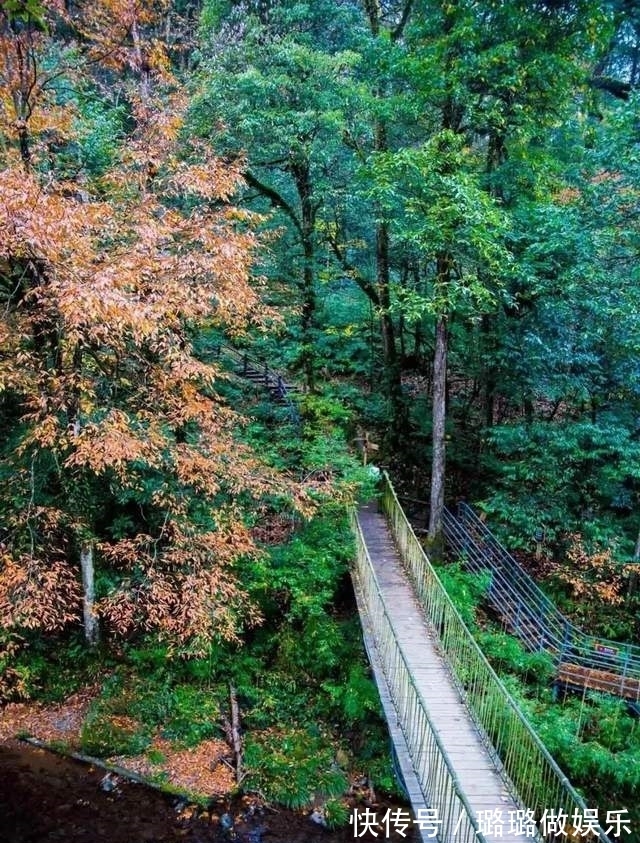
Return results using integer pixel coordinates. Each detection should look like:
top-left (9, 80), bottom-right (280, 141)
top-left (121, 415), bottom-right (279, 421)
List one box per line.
top-left (389, 0), bottom-right (610, 538)
top-left (356, 0), bottom-right (416, 446)
top-left (192, 0), bottom-right (363, 390)
top-left (0, 0), bottom-right (304, 654)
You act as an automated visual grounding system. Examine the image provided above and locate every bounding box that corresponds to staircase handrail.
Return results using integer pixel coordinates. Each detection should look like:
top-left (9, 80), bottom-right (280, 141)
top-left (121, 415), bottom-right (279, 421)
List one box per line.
top-left (453, 502), bottom-right (640, 685)
top-left (209, 342), bottom-right (301, 426)
top-left (442, 509), bottom-right (571, 654)
top-left (380, 472), bottom-right (608, 840)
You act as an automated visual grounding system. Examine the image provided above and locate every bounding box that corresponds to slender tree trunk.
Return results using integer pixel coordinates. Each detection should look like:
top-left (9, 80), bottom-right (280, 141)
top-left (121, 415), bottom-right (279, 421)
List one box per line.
top-left (373, 127), bottom-right (406, 446)
top-left (229, 684), bottom-right (243, 785)
top-left (482, 314), bottom-right (496, 428)
top-left (80, 542), bottom-right (99, 647)
top-left (377, 227), bottom-right (406, 448)
top-left (359, 0), bottom-right (412, 448)
top-left (428, 314), bottom-right (447, 555)
top-left (292, 161), bottom-right (317, 391)
top-left (300, 237), bottom-right (316, 391)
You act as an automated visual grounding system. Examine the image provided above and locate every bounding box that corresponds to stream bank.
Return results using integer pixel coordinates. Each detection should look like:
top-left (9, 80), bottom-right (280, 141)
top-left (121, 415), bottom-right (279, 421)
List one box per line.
top-left (0, 742), bottom-right (418, 842)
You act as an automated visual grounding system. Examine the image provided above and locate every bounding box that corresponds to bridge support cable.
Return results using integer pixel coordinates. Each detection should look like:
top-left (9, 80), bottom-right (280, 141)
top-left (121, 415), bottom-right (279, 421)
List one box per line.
top-left (379, 474), bottom-right (609, 843)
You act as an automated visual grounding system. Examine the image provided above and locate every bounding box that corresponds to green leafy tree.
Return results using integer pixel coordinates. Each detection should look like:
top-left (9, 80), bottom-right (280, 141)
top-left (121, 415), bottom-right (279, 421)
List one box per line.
top-left (192, 1), bottom-right (363, 389)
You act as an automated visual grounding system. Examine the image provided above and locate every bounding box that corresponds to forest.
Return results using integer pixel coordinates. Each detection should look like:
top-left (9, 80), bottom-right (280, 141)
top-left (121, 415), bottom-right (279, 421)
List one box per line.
top-left (1, 0), bottom-right (640, 837)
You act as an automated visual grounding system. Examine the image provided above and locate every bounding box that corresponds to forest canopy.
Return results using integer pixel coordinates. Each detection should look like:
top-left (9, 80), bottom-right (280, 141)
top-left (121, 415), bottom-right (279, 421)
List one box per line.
top-left (2, 0), bottom-right (640, 833)
top-left (1, 0), bottom-right (640, 662)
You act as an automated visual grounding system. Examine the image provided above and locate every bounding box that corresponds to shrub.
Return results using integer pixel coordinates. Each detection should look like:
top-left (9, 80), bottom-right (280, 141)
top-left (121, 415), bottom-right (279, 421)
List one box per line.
top-left (243, 728), bottom-right (348, 809)
top-left (80, 711), bottom-right (150, 758)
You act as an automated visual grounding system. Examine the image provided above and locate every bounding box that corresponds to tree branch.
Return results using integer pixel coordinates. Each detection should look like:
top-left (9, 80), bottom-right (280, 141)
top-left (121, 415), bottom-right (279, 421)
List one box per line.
top-left (392, 0), bottom-right (415, 41)
top-left (243, 170), bottom-right (302, 236)
top-left (589, 75), bottom-right (632, 100)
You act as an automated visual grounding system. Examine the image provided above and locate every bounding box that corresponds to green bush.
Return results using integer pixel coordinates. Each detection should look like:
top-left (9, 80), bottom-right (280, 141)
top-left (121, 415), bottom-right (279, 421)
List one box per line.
top-left (324, 797), bottom-right (350, 829)
top-left (243, 728), bottom-right (348, 809)
top-left (80, 711), bottom-right (150, 758)
top-left (434, 562), bottom-right (490, 628)
top-left (156, 685), bottom-right (220, 746)
top-left (321, 662), bottom-right (382, 727)
top-left (477, 631), bottom-right (555, 686)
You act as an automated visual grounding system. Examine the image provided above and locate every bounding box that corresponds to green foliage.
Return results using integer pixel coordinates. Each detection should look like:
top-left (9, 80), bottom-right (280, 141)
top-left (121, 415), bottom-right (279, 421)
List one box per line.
top-left (146, 748), bottom-right (167, 765)
top-left (372, 131), bottom-right (513, 317)
top-left (476, 631), bottom-right (555, 686)
top-left (6, 634), bottom-right (111, 703)
top-left (434, 562), bottom-right (490, 629)
top-left (479, 419), bottom-right (640, 554)
top-left (2, 0), bottom-right (46, 26)
top-left (321, 662), bottom-right (382, 728)
top-left (80, 708), bottom-right (151, 758)
top-left (243, 728), bottom-right (348, 809)
top-left (75, 94), bottom-right (127, 177)
top-left (253, 511), bottom-right (353, 622)
top-left (84, 669), bottom-right (221, 748)
top-left (324, 797), bottom-right (350, 829)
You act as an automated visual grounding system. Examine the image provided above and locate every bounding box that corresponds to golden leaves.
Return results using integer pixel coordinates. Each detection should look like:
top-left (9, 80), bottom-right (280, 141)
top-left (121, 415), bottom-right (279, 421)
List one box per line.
top-left (0, 0), bottom-right (308, 653)
top-left (98, 520), bottom-right (262, 653)
top-left (554, 533), bottom-right (625, 607)
top-left (0, 554), bottom-right (82, 631)
top-left (65, 409), bottom-right (165, 475)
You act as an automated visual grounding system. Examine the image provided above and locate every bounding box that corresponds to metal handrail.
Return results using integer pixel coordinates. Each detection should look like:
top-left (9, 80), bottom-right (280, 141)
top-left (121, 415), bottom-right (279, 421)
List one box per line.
top-left (350, 509), bottom-right (484, 843)
top-left (208, 343), bottom-right (301, 427)
top-left (450, 503), bottom-right (640, 699)
top-left (380, 473), bottom-right (608, 841)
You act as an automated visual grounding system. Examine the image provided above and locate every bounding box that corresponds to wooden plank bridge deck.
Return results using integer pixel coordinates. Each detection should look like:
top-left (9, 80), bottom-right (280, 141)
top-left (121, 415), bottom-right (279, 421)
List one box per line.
top-left (355, 503), bottom-right (522, 843)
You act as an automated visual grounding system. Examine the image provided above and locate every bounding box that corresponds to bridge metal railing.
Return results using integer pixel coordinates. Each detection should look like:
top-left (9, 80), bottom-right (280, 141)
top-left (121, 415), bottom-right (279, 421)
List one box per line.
top-left (399, 494), bottom-right (640, 701)
top-left (379, 473), bottom-right (608, 841)
top-left (351, 509), bottom-right (484, 843)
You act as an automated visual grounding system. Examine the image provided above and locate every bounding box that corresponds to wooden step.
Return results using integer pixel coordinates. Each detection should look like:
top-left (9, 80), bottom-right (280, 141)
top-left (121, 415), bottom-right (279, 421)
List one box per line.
top-left (556, 662), bottom-right (640, 701)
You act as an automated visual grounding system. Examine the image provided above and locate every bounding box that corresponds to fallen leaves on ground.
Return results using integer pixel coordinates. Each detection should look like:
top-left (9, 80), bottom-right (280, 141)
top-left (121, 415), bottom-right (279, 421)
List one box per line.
top-left (0, 688), bottom-right (97, 744)
top-left (0, 692), bottom-right (235, 798)
top-left (109, 736), bottom-right (236, 796)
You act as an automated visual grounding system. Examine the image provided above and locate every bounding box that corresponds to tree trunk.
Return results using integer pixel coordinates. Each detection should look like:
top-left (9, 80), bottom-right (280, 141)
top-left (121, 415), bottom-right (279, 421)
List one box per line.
top-left (80, 542), bottom-right (99, 647)
top-left (428, 315), bottom-right (447, 556)
top-left (229, 684), bottom-right (243, 785)
top-left (482, 314), bottom-right (496, 428)
top-left (292, 161), bottom-right (317, 391)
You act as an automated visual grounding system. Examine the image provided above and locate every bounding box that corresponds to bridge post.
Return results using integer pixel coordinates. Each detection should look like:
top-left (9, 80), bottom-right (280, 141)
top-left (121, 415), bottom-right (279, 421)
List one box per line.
top-left (561, 621), bottom-right (571, 661)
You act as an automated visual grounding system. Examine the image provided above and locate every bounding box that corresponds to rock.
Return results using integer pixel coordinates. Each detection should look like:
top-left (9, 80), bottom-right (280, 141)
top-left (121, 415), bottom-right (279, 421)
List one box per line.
top-left (99, 773), bottom-right (120, 793)
top-left (309, 809), bottom-right (327, 827)
top-left (220, 812), bottom-right (234, 831)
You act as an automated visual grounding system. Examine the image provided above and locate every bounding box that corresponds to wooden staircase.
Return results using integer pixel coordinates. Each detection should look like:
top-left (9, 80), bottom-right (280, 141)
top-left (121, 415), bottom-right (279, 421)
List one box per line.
top-left (440, 502), bottom-right (640, 703)
top-left (205, 343), bottom-right (301, 425)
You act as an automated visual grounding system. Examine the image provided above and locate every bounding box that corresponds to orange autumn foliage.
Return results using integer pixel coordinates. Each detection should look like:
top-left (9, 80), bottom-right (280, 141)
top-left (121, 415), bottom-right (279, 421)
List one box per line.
top-left (0, 0), bottom-right (306, 655)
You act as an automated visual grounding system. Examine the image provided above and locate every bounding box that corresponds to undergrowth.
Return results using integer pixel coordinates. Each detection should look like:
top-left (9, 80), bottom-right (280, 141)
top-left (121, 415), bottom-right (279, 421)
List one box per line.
top-left (3, 346), bottom-right (402, 822)
top-left (439, 559), bottom-right (640, 839)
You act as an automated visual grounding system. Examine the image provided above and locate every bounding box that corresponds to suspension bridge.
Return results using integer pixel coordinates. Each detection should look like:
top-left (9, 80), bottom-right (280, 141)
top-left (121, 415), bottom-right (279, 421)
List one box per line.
top-left (351, 476), bottom-right (613, 843)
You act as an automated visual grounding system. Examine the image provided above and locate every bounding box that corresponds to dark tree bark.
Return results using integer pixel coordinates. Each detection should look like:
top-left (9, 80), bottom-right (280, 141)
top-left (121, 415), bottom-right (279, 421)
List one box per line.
top-left (291, 160), bottom-right (318, 391)
top-left (360, 0), bottom-right (413, 447)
